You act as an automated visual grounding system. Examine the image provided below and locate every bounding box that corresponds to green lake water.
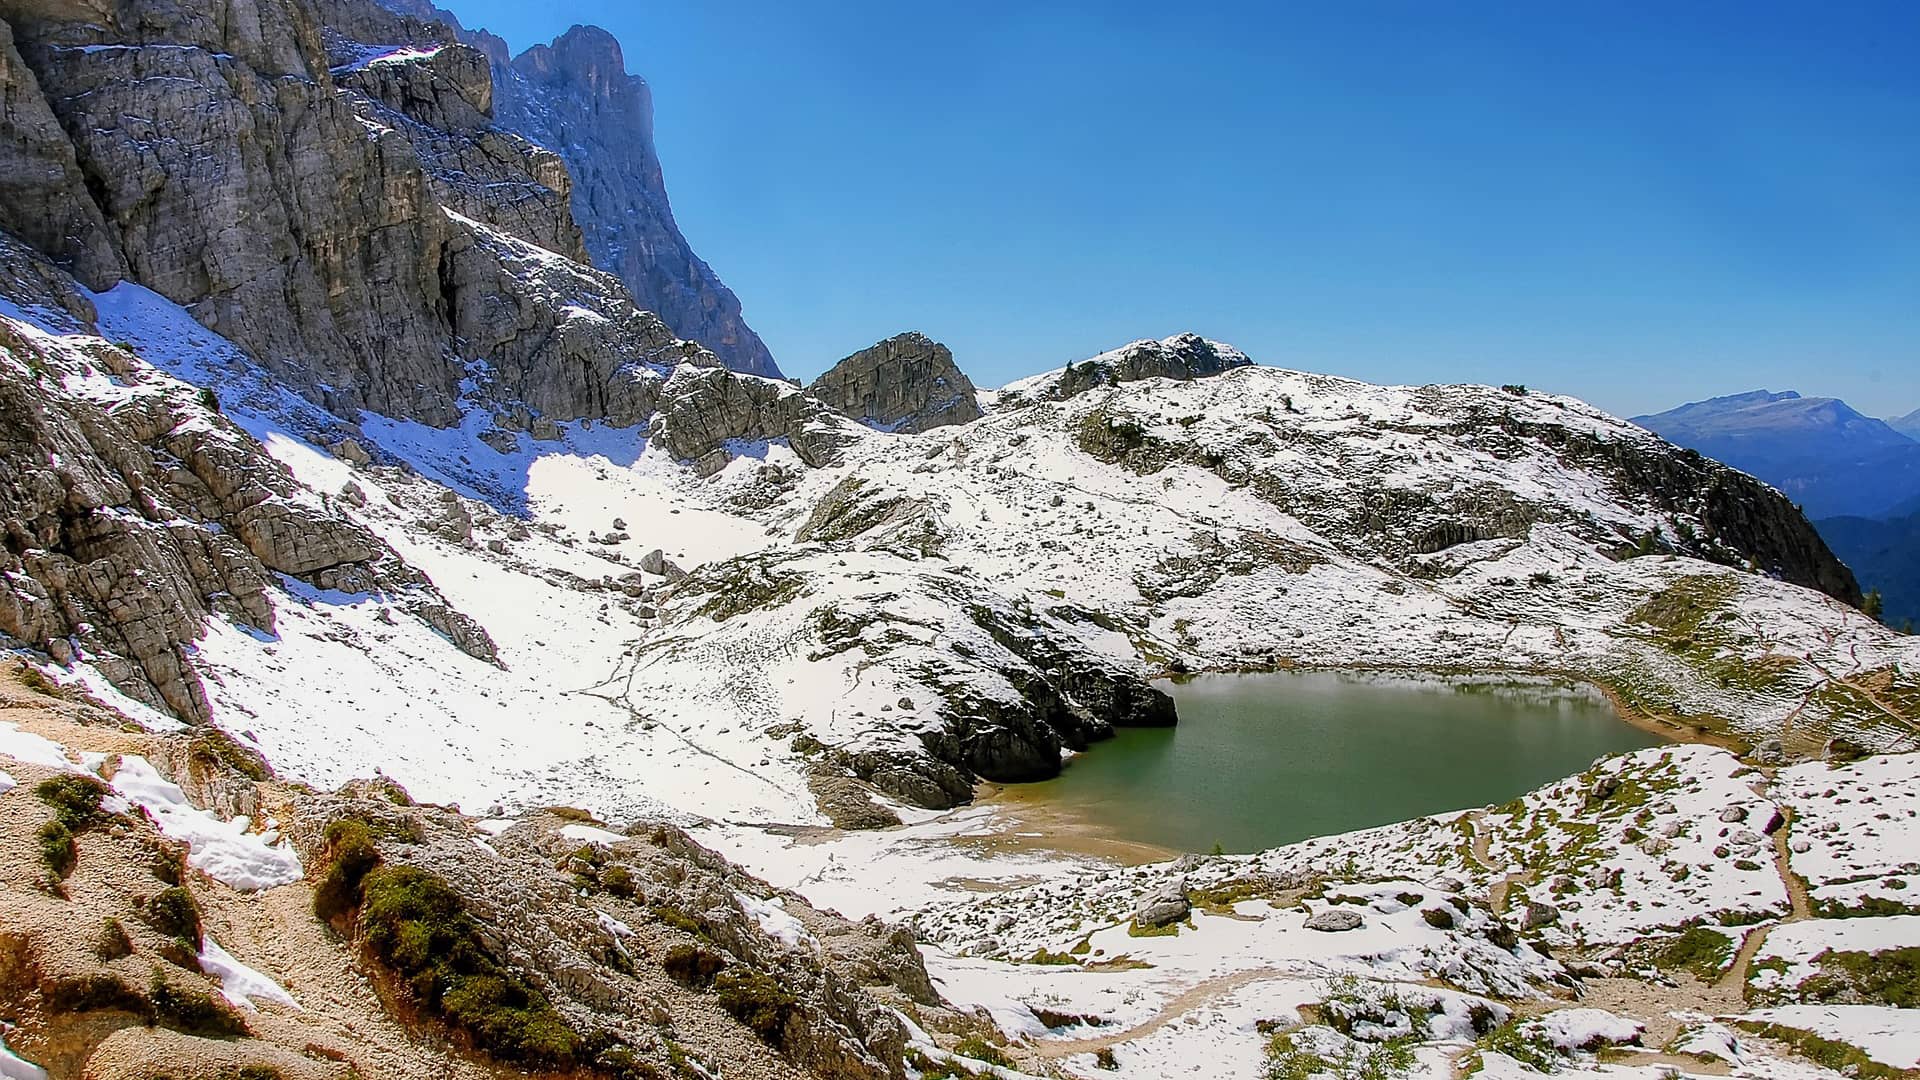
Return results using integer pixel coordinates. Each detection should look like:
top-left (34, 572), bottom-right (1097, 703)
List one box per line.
top-left (1004, 671), bottom-right (1660, 855)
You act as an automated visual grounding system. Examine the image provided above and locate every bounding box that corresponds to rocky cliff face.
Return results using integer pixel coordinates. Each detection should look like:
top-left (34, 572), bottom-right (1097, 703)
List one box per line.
top-left (476, 23), bottom-right (782, 378)
top-left (0, 236), bottom-right (495, 725)
top-left (807, 332), bottom-right (983, 434)
top-left (0, 0), bottom-right (786, 435)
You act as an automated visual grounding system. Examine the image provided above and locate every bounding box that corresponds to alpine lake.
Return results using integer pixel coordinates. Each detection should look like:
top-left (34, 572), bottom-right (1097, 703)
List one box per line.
top-left (993, 670), bottom-right (1661, 856)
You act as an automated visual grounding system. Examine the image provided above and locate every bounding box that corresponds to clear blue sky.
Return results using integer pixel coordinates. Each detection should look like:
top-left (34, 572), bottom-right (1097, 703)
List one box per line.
top-left (454, 1), bottom-right (1919, 418)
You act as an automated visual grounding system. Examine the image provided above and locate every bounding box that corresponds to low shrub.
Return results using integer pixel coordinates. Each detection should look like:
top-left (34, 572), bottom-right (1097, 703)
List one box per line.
top-left (17, 665), bottom-right (62, 696)
top-left (662, 943), bottom-right (725, 988)
top-left (1474, 1019), bottom-right (1560, 1072)
top-left (601, 863), bottom-right (636, 898)
top-left (150, 974), bottom-right (248, 1037)
top-left (143, 886), bottom-right (203, 946)
top-left (312, 819), bottom-right (382, 923)
top-left (187, 728), bottom-right (272, 782)
top-left (44, 973), bottom-right (149, 1015)
top-left (94, 917), bottom-right (134, 960)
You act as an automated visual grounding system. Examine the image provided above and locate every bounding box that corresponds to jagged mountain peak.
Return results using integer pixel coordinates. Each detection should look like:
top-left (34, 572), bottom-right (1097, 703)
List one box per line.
top-left (368, 0), bottom-right (778, 377)
top-left (515, 23), bottom-right (632, 80)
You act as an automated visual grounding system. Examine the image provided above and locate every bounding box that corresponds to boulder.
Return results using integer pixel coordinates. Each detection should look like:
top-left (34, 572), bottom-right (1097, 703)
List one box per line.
top-left (1518, 902), bottom-right (1559, 930)
top-left (1305, 909), bottom-right (1364, 932)
top-left (1133, 880), bottom-right (1191, 929)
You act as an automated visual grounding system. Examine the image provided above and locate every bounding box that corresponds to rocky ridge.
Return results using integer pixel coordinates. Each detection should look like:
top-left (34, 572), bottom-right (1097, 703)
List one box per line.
top-left (806, 332), bottom-right (983, 434)
top-left (0, 0), bottom-right (782, 433)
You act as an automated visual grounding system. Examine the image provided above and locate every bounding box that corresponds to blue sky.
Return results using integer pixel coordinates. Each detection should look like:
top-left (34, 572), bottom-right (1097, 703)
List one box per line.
top-left (455, 1), bottom-right (1920, 418)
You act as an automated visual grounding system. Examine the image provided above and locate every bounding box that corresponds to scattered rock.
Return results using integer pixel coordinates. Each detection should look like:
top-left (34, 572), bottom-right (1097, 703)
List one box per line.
top-left (1305, 909), bottom-right (1364, 932)
top-left (1519, 902), bottom-right (1559, 930)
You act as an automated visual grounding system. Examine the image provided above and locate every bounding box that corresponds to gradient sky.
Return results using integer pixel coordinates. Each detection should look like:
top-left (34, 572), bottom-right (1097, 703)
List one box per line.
top-left (453, 1), bottom-right (1920, 418)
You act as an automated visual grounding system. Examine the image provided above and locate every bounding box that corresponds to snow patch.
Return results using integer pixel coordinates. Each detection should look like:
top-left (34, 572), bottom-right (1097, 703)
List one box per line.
top-left (107, 755), bottom-right (303, 890)
top-left (735, 892), bottom-right (817, 951)
top-left (198, 935), bottom-right (298, 1010)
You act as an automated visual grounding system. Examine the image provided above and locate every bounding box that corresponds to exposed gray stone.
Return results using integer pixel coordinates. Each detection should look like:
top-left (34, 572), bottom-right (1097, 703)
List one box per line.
top-left (1133, 880), bottom-right (1191, 929)
top-left (808, 332), bottom-right (982, 434)
top-left (1305, 909), bottom-right (1365, 932)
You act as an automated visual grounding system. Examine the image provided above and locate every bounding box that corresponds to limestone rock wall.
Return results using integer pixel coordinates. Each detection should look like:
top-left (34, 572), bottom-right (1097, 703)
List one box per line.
top-left (485, 24), bottom-right (783, 378)
top-left (0, 237), bottom-right (497, 722)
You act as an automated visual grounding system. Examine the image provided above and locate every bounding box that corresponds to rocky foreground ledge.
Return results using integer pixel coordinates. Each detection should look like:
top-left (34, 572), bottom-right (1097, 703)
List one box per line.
top-left (7, 661), bottom-right (1920, 1080)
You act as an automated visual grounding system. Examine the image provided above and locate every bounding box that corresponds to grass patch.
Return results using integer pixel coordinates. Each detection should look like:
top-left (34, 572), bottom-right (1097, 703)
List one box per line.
top-left (1266, 1030), bottom-right (1417, 1080)
top-left (952, 1035), bottom-right (1014, 1068)
top-left (37, 819), bottom-right (75, 878)
top-left (905, 1049), bottom-right (984, 1080)
top-left (1798, 947), bottom-right (1920, 1008)
top-left (187, 728), bottom-right (272, 782)
top-left (1734, 1021), bottom-right (1914, 1080)
top-left (356, 865), bottom-right (582, 1067)
top-left (35, 774), bottom-right (107, 830)
top-left (714, 968), bottom-right (798, 1047)
top-left (1651, 926), bottom-right (1736, 980)
top-left (1128, 918), bottom-right (1184, 937)
top-left (1815, 896), bottom-right (1920, 918)
top-left (16, 665), bottom-right (63, 696)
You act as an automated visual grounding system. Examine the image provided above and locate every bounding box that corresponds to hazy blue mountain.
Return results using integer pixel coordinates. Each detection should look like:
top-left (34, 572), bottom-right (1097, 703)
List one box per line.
top-left (1816, 512), bottom-right (1920, 630)
top-left (1633, 390), bottom-right (1920, 519)
top-left (1892, 408), bottom-right (1920, 442)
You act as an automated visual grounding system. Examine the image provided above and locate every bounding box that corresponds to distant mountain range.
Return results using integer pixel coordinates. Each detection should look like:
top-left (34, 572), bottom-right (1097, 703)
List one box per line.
top-left (1633, 391), bottom-right (1920, 520)
top-left (1635, 390), bottom-right (1920, 627)
top-left (1893, 408), bottom-right (1920, 442)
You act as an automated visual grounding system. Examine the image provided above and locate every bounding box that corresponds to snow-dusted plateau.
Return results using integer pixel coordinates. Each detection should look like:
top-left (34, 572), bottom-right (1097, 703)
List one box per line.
top-left (1, 1), bottom-right (1917, 1079)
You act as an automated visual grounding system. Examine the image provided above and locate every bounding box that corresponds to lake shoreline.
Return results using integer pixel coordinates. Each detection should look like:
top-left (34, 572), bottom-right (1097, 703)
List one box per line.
top-left (981, 667), bottom-right (1665, 857)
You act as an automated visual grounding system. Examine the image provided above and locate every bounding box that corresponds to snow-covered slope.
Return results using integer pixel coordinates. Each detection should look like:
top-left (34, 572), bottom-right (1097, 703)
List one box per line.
top-left (4, 268), bottom-right (1914, 832)
top-left (2, 3), bottom-right (1918, 1072)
